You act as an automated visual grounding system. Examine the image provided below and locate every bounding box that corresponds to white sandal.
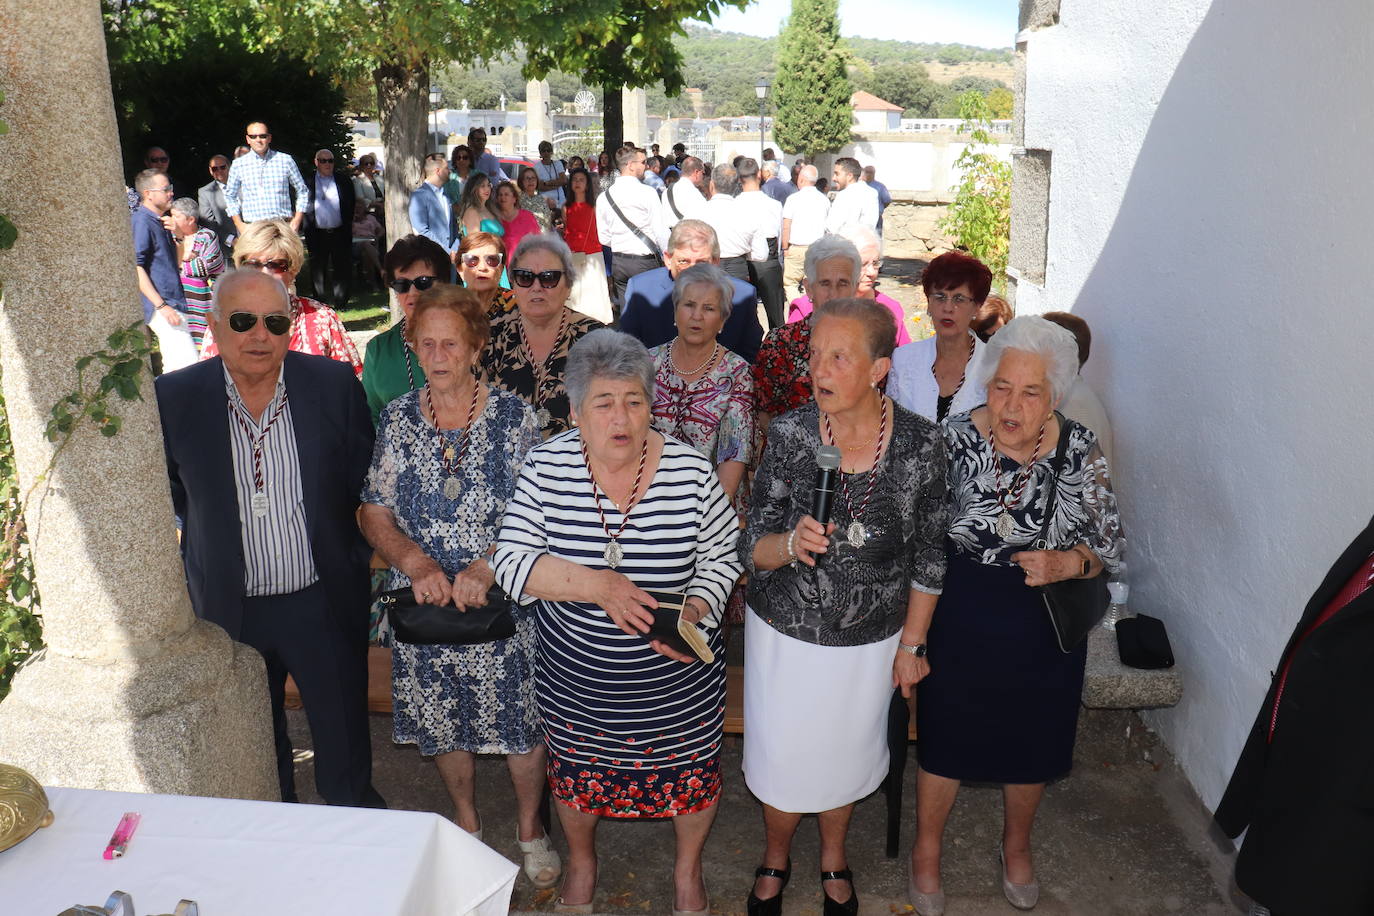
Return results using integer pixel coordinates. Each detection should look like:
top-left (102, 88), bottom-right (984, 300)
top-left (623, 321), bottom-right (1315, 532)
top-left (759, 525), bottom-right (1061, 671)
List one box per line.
top-left (518, 832), bottom-right (562, 889)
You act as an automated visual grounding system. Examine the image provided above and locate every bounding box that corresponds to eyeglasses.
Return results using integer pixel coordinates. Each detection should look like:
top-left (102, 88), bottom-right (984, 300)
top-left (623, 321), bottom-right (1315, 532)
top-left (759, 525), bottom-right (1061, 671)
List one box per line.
top-left (462, 253), bottom-right (503, 269)
top-left (149, 156), bottom-right (169, 164)
top-left (247, 133), bottom-right (269, 140)
top-left (453, 154), bottom-right (471, 161)
top-left (862, 259), bottom-right (884, 272)
top-left (241, 258), bottom-right (291, 273)
top-left (150, 186), bottom-right (173, 194)
top-left (929, 292), bottom-right (974, 306)
top-left (317, 158), bottom-right (334, 164)
top-left (388, 275), bottom-right (438, 294)
top-left (227, 312), bottom-right (291, 335)
top-left (511, 268), bottom-right (566, 289)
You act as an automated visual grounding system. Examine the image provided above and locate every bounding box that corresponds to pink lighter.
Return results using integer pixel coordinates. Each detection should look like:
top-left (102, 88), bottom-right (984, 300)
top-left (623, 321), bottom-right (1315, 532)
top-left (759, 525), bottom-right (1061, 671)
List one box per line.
top-left (103, 811), bottom-right (141, 859)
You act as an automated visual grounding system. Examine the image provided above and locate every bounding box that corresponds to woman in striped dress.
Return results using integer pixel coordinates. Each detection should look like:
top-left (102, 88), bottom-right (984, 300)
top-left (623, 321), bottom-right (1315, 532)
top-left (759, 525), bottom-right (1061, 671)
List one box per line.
top-left (494, 329), bottom-right (743, 916)
top-left (169, 197), bottom-right (225, 349)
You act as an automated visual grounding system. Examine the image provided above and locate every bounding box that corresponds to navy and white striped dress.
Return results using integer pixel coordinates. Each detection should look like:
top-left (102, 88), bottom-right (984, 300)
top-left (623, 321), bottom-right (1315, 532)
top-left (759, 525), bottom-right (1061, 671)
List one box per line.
top-left (493, 429), bottom-right (742, 817)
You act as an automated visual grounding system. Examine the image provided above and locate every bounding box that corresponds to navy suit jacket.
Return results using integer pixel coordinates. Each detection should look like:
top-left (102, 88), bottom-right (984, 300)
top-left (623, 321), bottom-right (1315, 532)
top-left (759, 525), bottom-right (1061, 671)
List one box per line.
top-left (620, 266), bottom-right (763, 363)
top-left (155, 352), bottom-right (375, 642)
top-left (306, 171), bottom-right (356, 231)
top-left (408, 181), bottom-right (458, 251)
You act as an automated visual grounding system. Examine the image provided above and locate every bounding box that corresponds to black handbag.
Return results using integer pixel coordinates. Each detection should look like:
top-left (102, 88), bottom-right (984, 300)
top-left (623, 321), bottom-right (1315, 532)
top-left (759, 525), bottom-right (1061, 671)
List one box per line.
top-left (1033, 415), bottom-right (1110, 653)
top-left (1115, 613), bottom-right (1175, 669)
top-left (379, 584), bottom-right (516, 645)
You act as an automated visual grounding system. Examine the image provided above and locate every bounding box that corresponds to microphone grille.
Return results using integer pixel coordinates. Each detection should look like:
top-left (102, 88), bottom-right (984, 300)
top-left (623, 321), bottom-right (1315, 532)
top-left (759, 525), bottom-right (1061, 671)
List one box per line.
top-left (816, 445), bottom-right (842, 471)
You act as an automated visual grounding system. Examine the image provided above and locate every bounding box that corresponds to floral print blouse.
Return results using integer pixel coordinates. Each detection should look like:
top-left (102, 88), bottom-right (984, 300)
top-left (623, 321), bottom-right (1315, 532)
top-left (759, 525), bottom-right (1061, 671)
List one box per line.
top-left (480, 307), bottom-right (605, 438)
top-left (648, 344), bottom-right (755, 468)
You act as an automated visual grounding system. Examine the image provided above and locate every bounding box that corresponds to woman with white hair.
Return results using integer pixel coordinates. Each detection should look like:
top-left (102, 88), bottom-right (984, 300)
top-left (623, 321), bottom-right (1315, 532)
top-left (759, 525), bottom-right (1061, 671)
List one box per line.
top-left (493, 328), bottom-right (742, 915)
top-left (908, 316), bottom-right (1125, 915)
top-left (785, 223), bottom-right (911, 346)
top-left (649, 262), bottom-right (755, 503)
top-left (168, 196), bottom-right (226, 349)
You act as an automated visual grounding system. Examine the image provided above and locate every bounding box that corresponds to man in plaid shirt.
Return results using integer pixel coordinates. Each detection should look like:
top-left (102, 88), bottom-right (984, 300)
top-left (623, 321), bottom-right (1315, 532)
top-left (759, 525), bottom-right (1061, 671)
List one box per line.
top-left (226, 121), bottom-right (309, 234)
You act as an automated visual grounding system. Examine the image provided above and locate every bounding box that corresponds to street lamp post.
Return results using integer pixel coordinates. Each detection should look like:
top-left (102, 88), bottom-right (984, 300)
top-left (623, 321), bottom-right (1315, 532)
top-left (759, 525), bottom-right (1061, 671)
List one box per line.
top-left (429, 84), bottom-right (442, 153)
top-left (755, 77), bottom-right (770, 162)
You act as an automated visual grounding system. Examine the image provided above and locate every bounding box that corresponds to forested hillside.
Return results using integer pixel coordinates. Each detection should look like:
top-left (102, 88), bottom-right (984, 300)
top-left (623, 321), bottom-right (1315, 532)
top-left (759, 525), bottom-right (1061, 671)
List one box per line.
top-left (430, 24), bottom-right (1013, 121)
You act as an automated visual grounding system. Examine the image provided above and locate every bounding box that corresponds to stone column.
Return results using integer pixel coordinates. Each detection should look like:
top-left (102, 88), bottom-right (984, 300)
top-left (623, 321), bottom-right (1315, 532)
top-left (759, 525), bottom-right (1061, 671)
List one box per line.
top-left (622, 87), bottom-right (649, 148)
top-left (526, 79), bottom-right (552, 150)
top-left (0, 0), bottom-right (277, 799)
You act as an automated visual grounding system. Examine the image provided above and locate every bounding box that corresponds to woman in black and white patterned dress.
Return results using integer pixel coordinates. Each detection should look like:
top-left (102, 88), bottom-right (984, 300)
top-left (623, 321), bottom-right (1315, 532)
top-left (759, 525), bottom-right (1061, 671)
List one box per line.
top-left (910, 316), bottom-right (1125, 915)
top-left (359, 286), bottom-right (561, 891)
top-left (494, 329), bottom-right (742, 915)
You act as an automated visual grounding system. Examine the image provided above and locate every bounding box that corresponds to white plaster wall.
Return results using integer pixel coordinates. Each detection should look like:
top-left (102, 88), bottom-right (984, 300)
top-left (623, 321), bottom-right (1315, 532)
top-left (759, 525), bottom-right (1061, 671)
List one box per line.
top-left (1017, 0), bottom-right (1374, 807)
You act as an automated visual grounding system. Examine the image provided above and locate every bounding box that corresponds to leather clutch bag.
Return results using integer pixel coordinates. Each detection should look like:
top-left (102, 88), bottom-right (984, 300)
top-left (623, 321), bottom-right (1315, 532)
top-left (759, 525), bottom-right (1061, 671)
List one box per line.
top-left (379, 584), bottom-right (516, 645)
top-left (1115, 613), bottom-right (1175, 669)
top-left (643, 590), bottom-right (715, 664)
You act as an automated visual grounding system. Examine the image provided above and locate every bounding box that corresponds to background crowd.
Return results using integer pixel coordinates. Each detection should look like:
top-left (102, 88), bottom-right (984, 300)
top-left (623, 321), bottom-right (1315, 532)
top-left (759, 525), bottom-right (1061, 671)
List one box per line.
top-left (142, 118), bottom-right (1130, 916)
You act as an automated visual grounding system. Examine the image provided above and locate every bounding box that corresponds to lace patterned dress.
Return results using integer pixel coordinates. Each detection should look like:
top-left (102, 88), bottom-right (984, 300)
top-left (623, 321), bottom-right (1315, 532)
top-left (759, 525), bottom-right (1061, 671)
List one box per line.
top-left (361, 387), bottom-right (542, 755)
top-left (916, 410), bottom-right (1125, 783)
top-left (648, 344), bottom-right (755, 470)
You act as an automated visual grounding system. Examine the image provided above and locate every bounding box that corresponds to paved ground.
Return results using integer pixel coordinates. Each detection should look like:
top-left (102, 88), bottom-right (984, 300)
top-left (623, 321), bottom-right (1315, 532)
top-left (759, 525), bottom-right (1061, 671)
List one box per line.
top-left (286, 636), bottom-right (1246, 915)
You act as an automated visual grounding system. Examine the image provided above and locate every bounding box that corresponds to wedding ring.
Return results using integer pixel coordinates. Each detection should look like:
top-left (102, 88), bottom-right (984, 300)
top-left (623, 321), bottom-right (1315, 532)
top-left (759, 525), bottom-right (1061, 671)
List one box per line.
top-left (422, 592), bottom-right (432, 600)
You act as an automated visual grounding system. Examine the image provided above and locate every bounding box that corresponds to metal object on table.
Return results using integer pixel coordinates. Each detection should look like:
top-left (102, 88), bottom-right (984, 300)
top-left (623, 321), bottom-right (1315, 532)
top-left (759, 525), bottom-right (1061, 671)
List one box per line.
top-left (0, 762), bottom-right (54, 853)
top-left (60, 891), bottom-right (200, 915)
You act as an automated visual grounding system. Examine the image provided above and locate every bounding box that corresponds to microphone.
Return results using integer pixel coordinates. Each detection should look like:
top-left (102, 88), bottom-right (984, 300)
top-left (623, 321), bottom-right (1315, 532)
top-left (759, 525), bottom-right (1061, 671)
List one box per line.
top-left (811, 445), bottom-right (842, 526)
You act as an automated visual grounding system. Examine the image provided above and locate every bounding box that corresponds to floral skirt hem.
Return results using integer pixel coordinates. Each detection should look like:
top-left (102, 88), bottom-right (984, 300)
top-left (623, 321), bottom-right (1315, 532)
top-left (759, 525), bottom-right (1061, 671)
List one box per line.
top-left (392, 730), bottom-right (539, 758)
top-left (550, 757), bottom-right (722, 818)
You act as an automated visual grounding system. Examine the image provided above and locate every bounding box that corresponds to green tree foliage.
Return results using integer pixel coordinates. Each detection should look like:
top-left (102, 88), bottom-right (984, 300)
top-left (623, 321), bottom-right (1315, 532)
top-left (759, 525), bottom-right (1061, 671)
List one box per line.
top-left (987, 87), bottom-right (1014, 119)
top-left (948, 75), bottom-right (1007, 94)
top-left (846, 36), bottom-right (1012, 66)
top-left (774, 0), bottom-right (852, 156)
top-left (522, 0), bottom-right (748, 153)
top-left (939, 92), bottom-right (1011, 287)
top-left (869, 62), bottom-right (949, 117)
top-left (0, 377), bottom-right (42, 704)
top-left (107, 28), bottom-right (354, 192)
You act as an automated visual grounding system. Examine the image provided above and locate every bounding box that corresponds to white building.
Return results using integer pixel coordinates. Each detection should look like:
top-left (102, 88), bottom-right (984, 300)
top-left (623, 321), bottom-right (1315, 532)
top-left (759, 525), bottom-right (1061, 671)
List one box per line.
top-left (850, 90), bottom-right (904, 133)
top-left (1010, 0), bottom-right (1374, 810)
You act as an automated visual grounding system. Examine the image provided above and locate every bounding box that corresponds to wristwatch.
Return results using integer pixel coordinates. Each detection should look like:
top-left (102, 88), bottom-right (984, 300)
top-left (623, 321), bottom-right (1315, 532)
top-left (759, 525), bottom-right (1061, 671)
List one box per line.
top-left (898, 642), bottom-right (927, 658)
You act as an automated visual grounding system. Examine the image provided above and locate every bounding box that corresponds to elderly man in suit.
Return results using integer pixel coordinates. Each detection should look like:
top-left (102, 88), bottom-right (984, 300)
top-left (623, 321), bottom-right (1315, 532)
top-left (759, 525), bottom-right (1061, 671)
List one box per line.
top-left (155, 268), bottom-right (384, 808)
top-left (1215, 511), bottom-right (1374, 916)
top-left (619, 219), bottom-right (763, 363)
top-left (304, 148), bottom-right (356, 309)
top-left (198, 154), bottom-right (234, 252)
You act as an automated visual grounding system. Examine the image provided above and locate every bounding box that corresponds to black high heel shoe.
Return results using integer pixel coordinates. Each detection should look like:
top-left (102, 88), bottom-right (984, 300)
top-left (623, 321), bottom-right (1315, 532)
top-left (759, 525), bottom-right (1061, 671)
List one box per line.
top-left (821, 868), bottom-right (859, 916)
top-left (745, 859), bottom-right (791, 916)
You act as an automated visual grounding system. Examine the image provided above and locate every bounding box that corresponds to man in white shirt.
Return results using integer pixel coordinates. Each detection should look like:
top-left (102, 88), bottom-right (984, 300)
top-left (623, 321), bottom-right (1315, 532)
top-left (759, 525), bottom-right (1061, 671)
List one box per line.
top-left (826, 156), bottom-right (879, 232)
top-left (662, 156), bottom-right (708, 227)
top-left (533, 140), bottom-right (566, 210)
top-left (702, 163), bottom-right (765, 285)
top-left (595, 145), bottom-right (669, 317)
top-left (304, 148), bottom-right (356, 308)
top-left (736, 158), bottom-right (786, 329)
top-left (781, 164), bottom-right (830, 296)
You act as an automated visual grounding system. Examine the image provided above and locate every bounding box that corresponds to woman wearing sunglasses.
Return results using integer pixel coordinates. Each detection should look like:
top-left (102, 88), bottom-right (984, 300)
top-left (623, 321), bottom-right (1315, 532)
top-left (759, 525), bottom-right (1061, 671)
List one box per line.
top-left (445, 144), bottom-right (474, 206)
top-left (457, 232), bottom-right (515, 321)
top-left (482, 233), bottom-right (605, 439)
top-left (199, 219), bottom-right (362, 376)
top-left (360, 234), bottom-right (453, 424)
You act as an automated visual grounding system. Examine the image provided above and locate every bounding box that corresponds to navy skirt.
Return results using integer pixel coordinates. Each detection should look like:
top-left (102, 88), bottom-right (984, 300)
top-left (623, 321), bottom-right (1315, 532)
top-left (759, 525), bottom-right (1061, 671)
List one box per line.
top-left (915, 547), bottom-right (1086, 784)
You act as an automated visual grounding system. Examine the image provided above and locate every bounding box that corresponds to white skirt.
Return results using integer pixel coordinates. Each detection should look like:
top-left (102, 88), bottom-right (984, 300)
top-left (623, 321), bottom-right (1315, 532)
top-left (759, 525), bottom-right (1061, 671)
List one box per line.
top-left (742, 607), bottom-right (899, 813)
top-left (568, 251), bottom-right (613, 325)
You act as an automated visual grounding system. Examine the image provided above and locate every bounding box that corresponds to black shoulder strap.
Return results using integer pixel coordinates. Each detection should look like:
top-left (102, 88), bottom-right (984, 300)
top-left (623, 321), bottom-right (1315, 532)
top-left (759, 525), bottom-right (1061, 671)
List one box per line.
top-left (666, 183), bottom-right (684, 221)
top-left (605, 187), bottom-right (664, 262)
top-left (1035, 412), bottom-right (1076, 549)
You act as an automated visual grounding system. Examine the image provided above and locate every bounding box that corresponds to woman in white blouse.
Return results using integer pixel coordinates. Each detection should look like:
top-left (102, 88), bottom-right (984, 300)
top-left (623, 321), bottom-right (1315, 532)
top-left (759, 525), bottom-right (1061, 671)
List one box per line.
top-left (888, 251), bottom-right (994, 423)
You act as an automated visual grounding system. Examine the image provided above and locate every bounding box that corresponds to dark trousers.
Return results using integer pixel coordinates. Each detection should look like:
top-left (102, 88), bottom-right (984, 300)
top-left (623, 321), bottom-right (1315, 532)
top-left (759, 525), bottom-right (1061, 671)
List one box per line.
top-left (610, 252), bottom-right (660, 322)
top-left (239, 581), bottom-right (384, 808)
top-left (305, 225), bottom-right (352, 309)
top-left (749, 257), bottom-right (785, 329)
top-left (718, 255), bottom-right (750, 284)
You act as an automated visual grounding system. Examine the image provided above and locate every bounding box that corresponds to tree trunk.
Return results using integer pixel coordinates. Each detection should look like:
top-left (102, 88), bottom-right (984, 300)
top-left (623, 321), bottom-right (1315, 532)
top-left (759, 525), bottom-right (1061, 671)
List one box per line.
top-left (602, 84), bottom-right (624, 156)
top-left (375, 60), bottom-right (428, 319)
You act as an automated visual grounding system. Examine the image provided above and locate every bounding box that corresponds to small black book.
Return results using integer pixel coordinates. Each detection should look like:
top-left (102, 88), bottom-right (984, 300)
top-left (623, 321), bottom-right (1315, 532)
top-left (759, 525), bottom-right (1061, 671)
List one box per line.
top-left (643, 590), bottom-right (715, 664)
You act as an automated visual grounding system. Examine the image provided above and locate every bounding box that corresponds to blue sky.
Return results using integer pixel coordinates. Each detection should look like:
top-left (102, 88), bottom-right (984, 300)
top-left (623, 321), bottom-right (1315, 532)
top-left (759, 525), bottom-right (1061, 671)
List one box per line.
top-left (698, 0), bottom-right (1018, 49)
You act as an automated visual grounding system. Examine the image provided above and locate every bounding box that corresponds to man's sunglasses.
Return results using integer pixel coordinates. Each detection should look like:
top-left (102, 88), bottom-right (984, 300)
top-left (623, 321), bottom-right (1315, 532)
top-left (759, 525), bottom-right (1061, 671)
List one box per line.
top-left (210, 164), bottom-right (229, 171)
top-left (462, 254), bottom-right (503, 269)
top-left (149, 156), bottom-right (169, 164)
top-left (511, 268), bottom-right (566, 289)
top-left (247, 133), bottom-right (269, 140)
top-left (317, 158), bottom-right (334, 164)
top-left (388, 275), bottom-right (439, 294)
top-left (241, 258), bottom-right (291, 273)
top-left (228, 312), bottom-right (291, 335)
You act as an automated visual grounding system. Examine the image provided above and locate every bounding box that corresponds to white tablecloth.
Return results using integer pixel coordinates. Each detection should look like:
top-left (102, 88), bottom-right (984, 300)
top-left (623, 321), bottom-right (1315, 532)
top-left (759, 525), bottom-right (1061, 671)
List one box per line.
top-left (0, 786), bottom-right (518, 916)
